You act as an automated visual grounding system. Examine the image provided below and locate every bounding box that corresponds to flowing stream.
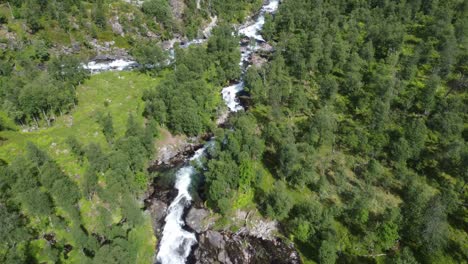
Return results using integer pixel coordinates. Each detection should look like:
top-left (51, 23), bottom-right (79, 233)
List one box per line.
top-left (155, 1), bottom-right (279, 263)
top-left (83, 59), bottom-right (137, 73)
top-left (155, 147), bottom-right (205, 264)
top-left (77, 3), bottom-right (279, 262)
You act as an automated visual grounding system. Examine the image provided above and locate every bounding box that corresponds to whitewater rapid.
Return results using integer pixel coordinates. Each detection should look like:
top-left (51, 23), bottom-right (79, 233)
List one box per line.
top-left (222, 0), bottom-right (280, 112)
top-left (155, 1), bottom-right (279, 263)
top-left (83, 59), bottom-right (137, 74)
top-left (239, 0), bottom-right (279, 41)
top-left (156, 148), bottom-right (205, 264)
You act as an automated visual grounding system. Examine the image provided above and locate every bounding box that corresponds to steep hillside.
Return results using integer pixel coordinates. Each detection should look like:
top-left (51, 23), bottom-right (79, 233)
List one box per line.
top-left (200, 0), bottom-right (468, 263)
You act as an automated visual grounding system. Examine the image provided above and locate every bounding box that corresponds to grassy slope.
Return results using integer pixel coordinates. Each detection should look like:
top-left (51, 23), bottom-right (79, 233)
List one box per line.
top-left (0, 71), bottom-right (157, 171)
top-left (0, 71), bottom-right (160, 262)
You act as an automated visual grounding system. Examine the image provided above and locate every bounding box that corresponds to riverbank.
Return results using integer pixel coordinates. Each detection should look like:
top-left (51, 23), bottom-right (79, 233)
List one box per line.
top-left (145, 1), bottom-right (303, 263)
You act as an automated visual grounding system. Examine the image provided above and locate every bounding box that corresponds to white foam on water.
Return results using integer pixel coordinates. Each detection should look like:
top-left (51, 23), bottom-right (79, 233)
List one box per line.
top-left (181, 38), bottom-right (205, 48)
top-left (221, 82), bottom-right (245, 112)
top-left (83, 59), bottom-right (137, 73)
top-left (263, 0), bottom-right (279, 13)
top-left (156, 147), bottom-right (206, 264)
top-left (239, 16), bottom-right (266, 41)
top-left (239, 0), bottom-right (279, 41)
top-left (156, 1), bottom-right (280, 263)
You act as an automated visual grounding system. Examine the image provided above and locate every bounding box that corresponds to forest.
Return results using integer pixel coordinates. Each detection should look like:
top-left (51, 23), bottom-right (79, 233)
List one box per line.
top-left (0, 0), bottom-right (467, 263)
top-left (201, 0), bottom-right (467, 263)
top-left (0, 0), bottom-right (264, 263)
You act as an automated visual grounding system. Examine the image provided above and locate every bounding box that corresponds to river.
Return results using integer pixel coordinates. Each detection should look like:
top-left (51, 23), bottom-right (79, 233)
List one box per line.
top-left (155, 1), bottom-right (279, 263)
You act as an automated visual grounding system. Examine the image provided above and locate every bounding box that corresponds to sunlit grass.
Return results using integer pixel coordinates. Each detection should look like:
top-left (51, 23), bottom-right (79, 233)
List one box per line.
top-left (0, 71), bottom-right (159, 175)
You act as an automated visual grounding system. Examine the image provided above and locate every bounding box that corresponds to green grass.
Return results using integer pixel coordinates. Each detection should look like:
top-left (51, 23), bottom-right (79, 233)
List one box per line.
top-left (0, 71), bottom-right (159, 175)
top-left (0, 70), bottom-right (160, 263)
top-left (128, 214), bottom-right (158, 264)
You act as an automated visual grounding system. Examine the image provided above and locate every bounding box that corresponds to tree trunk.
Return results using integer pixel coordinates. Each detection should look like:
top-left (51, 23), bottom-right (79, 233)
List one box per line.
top-left (33, 116), bottom-right (39, 128)
top-left (42, 109), bottom-right (51, 127)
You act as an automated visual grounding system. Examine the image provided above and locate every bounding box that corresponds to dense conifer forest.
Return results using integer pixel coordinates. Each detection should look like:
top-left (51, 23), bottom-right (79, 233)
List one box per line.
top-left (0, 0), bottom-right (258, 262)
top-left (201, 0), bottom-right (467, 263)
top-left (0, 0), bottom-right (466, 263)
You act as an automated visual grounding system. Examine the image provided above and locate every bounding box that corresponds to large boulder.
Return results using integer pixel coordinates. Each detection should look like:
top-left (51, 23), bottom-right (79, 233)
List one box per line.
top-left (110, 16), bottom-right (124, 36)
top-left (191, 231), bottom-right (231, 264)
top-left (186, 207), bottom-right (213, 233)
top-left (206, 230), bottom-right (225, 248)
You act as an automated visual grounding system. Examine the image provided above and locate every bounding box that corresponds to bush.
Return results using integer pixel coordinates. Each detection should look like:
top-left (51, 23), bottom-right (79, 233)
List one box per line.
top-left (141, 0), bottom-right (172, 26)
top-left (0, 13), bottom-right (7, 25)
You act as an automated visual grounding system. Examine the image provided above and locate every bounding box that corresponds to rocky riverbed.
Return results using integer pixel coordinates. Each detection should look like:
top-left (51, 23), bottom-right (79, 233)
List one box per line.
top-left (145, 187), bottom-right (301, 264)
top-left (186, 207), bottom-right (300, 264)
top-left (144, 143), bottom-right (300, 264)
top-left (143, 1), bottom-right (302, 263)
top-left (144, 147), bottom-right (301, 264)
top-left (190, 230), bottom-right (300, 264)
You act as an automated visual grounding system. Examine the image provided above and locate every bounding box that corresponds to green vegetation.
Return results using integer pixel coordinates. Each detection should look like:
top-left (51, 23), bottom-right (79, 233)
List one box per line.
top-left (202, 0), bottom-right (467, 263)
top-left (0, 1), bottom-right (267, 262)
top-left (0, 0), bottom-right (261, 127)
top-left (141, 0), bottom-right (172, 28)
top-left (0, 52), bottom-right (89, 126)
top-left (142, 23), bottom-right (240, 135)
top-left (0, 71), bottom-right (158, 163)
top-left (131, 41), bottom-right (169, 72)
top-left (0, 71), bottom-right (159, 263)
top-left (212, 0), bottom-right (264, 22)
top-left (0, 0), bottom-right (171, 126)
top-left (1, 0), bottom-right (467, 263)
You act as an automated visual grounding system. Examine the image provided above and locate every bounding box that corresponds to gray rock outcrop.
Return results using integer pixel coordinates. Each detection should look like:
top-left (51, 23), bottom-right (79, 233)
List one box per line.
top-left (192, 231), bottom-right (301, 264)
top-left (110, 16), bottom-right (124, 36)
top-left (186, 207), bottom-right (214, 233)
top-left (147, 199), bottom-right (168, 236)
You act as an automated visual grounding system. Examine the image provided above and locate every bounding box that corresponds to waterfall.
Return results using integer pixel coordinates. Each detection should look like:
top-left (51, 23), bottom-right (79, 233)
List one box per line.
top-left (155, 148), bottom-right (205, 264)
top-left (155, 1), bottom-right (279, 263)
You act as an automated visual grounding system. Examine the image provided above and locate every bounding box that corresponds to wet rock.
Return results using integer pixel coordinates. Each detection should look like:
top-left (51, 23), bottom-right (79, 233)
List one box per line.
top-left (93, 54), bottom-right (116, 62)
top-left (149, 144), bottom-right (203, 171)
top-left (251, 53), bottom-right (268, 68)
top-left (237, 94), bottom-right (252, 110)
top-left (218, 250), bottom-right (232, 264)
top-left (142, 184), bottom-right (155, 201)
top-left (186, 208), bottom-right (213, 233)
top-left (258, 42), bottom-right (274, 52)
top-left (188, 208), bottom-right (287, 263)
top-left (148, 199), bottom-right (168, 235)
top-left (151, 187), bottom-right (178, 205)
top-left (191, 231), bottom-right (228, 264)
top-left (240, 36), bottom-right (251, 45)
